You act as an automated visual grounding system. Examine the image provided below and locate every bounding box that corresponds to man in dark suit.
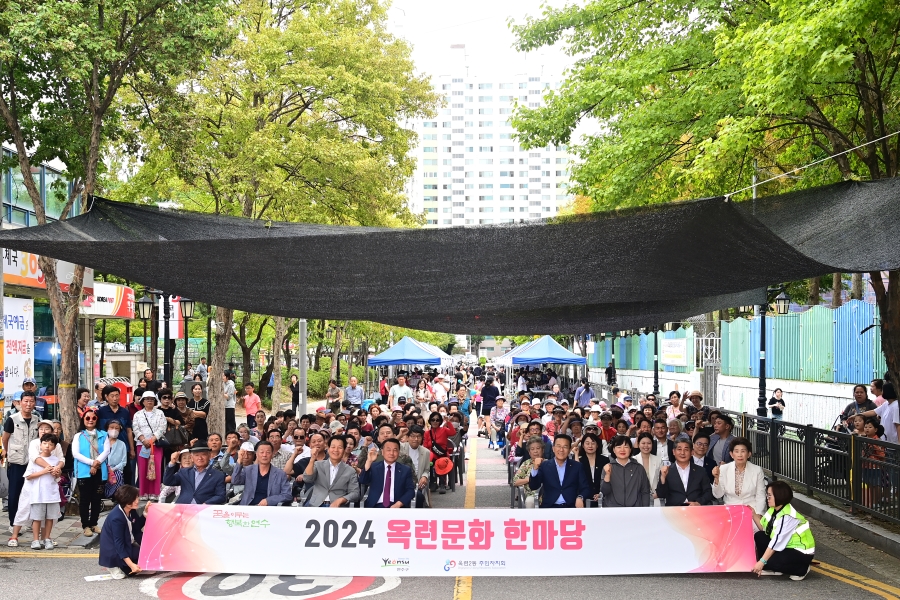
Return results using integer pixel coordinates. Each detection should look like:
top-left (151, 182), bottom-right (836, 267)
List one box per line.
top-left (528, 434), bottom-right (591, 508)
top-left (691, 432), bottom-right (717, 483)
top-left (162, 444), bottom-right (227, 505)
top-left (359, 438), bottom-right (415, 508)
top-left (232, 441), bottom-right (293, 506)
top-left (656, 439), bottom-right (714, 506)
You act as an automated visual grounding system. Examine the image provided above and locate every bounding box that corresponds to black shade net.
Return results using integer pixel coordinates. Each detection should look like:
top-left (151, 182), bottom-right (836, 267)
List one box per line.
top-left (0, 178), bottom-right (896, 335)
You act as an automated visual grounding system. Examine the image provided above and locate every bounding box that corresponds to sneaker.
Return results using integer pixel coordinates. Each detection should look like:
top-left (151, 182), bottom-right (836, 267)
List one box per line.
top-left (108, 567), bottom-right (126, 580)
top-left (91, 525), bottom-right (101, 534)
top-left (30, 540), bottom-right (42, 550)
top-left (139, 495), bottom-right (149, 501)
top-left (760, 570), bottom-right (783, 576)
top-left (6, 538), bottom-right (18, 547)
top-left (149, 495), bottom-right (158, 502)
top-left (439, 486), bottom-right (446, 495)
top-left (43, 539), bottom-right (53, 550)
top-left (488, 442), bottom-right (494, 449)
top-left (83, 527), bottom-right (93, 537)
top-left (790, 567), bottom-right (811, 581)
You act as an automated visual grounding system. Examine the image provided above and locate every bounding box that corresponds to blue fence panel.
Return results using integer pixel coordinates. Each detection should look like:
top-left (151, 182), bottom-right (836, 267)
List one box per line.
top-left (729, 318), bottom-right (752, 377)
top-left (638, 333), bottom-right (650, 371)
top-left (749, 314), bottom-right (776, 379)
top-left (662, 330), bottom-right (676, 373)
top-left (834, 300), bottom-right (876, 384)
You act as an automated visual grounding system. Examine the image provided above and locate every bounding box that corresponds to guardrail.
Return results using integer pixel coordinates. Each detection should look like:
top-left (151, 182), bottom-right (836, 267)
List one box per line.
top-left (720, 409), bottom-right (900, 526)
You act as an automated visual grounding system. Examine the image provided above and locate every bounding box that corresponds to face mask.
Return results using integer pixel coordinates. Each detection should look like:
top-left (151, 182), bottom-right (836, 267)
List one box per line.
top-left (108, 429), bottom-right (119, 439)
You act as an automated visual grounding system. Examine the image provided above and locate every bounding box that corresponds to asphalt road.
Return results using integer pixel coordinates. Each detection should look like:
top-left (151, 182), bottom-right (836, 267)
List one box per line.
top-left (3, 433), bottom-right (900, 599)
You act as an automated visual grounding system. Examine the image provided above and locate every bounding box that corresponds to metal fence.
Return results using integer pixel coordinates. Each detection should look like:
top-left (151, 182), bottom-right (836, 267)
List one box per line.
top-left (721, 409), bottom-right (900, 526)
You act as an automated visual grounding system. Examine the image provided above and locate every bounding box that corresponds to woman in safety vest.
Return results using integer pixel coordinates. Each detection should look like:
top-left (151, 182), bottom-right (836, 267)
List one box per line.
top-left (751, 480), bottom-right (815, 580)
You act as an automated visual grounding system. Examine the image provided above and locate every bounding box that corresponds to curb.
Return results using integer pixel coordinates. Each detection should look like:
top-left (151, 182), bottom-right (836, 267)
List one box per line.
top-left (792, 491), bottom-right (900, 560)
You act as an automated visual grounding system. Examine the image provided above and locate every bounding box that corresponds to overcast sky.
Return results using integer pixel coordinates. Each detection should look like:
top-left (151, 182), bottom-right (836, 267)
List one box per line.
top-left (386, 0), bottom-right (575, 80)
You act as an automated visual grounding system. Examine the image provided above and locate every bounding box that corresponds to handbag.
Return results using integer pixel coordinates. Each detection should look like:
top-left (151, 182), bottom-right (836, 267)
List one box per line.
top-left (142, 411), bottom-right (172, 448)
top-left (429, 432), bottom-right (448, 458)
top-left (164, 424), bottom-right (190, 447)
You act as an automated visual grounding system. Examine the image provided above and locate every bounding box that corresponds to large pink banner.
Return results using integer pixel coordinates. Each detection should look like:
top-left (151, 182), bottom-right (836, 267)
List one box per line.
top-left (139, 504), bottom-right (756, 577)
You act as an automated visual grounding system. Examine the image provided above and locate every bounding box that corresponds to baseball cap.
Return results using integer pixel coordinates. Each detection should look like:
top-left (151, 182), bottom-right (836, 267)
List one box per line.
top-left (23, 377), bottom-right (36, 385)
top-left (240, 442), bottom-right (255, 452)
top-left (330, 420), bottom-right (345, 432)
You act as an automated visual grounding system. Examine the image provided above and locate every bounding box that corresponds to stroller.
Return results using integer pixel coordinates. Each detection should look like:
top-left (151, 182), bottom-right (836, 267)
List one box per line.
top-left (814, 415), bottom-right (851, 487)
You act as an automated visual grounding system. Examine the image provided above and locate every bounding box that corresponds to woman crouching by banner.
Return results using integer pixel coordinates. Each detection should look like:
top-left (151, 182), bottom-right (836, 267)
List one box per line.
top-left (99, 485), bottom-right (149, 579)
top-left (751, 480), bottom-right (815, 581)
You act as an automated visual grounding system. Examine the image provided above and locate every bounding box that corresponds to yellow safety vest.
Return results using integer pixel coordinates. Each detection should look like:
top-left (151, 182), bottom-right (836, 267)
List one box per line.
top-left (759, 503), bottom-right (815, 554)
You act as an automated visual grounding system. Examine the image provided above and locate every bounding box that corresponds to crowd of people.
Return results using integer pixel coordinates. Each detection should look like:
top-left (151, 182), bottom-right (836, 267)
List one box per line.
top-left (5, 362), bottom-right (898, 583)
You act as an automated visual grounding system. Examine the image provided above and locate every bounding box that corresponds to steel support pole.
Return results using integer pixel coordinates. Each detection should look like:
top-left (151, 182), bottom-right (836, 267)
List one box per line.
top-left (299, 318), bottom-right (308, 415)
top-left (163, 295), bottom-right (172, 385)
top-left (757, 305), bottom-right (767, 417)
top-left (653, 329), bottom-right (660, 396)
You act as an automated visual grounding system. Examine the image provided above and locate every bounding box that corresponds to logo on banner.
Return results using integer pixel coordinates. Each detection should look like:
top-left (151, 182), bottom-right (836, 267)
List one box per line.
top-left (443, 560), bottom-right (456, 572)
top-left (381, 558), bottom-right (410, 568)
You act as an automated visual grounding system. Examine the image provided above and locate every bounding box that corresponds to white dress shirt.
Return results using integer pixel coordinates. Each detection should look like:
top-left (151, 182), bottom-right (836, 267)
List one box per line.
top-left (326, 460), bottom-right (340, 502)
top-left (676, 462), bottom-right (691, 491)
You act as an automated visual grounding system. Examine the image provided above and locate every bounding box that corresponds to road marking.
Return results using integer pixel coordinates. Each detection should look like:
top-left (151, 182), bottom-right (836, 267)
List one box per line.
top-left (454, 436), bottom-right (478, 600)
top-left (0, 551), bottom-right (98, 558)
top-left (814, 561), bottom-right (900, 599)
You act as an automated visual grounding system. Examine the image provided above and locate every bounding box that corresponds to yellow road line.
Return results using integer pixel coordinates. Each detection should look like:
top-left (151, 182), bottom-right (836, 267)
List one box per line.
top-left (812, 567), bottom-right (899, 600)
top-left (815, 561), bottom-right (900, 598)
top-left (454, 435), bottom-right (478, 600)
top-left (0, 551), bottom-right (98, 558)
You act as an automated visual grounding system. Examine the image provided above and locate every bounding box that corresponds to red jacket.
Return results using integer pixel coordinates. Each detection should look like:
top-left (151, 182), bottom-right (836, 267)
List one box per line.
top-left (424, 423), bottom-right (457, 461)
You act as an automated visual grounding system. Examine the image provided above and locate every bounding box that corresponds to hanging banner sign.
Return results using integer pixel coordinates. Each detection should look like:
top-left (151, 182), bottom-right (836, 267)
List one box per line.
top-left (661, 338), bottom-right (688, 367)
top-left (140, 504), bottom-right (755, 577)
top-left (81, 282), bottom-right (135, 319)
top-left (4, 298), bottom-right (34, 396)
top-left (3, 250), bottom-right (94, 295)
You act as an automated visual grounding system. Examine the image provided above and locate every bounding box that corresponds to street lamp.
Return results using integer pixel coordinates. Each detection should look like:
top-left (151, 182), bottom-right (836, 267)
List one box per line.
top-left (646, 326), bottom-right (660, 396)
top-left (137, 295), bottom-right (154, 364)
top-left (180, 297), bottom-right (195, 379)
top-left (757, 288), bottom-right (790, 417)
top-left (148, 290), bottom-right (174, 385)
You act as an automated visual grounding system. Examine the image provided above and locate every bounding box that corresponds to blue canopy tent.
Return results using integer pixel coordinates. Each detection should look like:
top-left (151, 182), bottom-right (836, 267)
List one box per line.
top-left (368, 336), bottom-right (453, 367)
top-left (495, 335), bottom-right (587, 367)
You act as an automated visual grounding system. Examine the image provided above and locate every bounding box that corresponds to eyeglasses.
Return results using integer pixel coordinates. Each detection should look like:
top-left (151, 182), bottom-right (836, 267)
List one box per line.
top-left (84, 416), bottom-right (97, 422)
top-left (694, 442), bottom-right (709, 447)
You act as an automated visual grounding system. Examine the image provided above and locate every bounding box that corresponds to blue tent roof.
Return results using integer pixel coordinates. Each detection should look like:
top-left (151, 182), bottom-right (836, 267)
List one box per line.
top-left (496, 335), bottom-right (586, 366)
top-left (368, 336), bottom-right (452, 367)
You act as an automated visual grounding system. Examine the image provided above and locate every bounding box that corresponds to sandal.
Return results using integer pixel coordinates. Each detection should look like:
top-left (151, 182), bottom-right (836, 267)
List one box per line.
top-left (7, 538), bottom-right (18, 547)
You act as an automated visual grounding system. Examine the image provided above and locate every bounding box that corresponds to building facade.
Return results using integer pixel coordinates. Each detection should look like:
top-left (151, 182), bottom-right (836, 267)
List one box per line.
top-left (407, 74), bottom-right (575, 226)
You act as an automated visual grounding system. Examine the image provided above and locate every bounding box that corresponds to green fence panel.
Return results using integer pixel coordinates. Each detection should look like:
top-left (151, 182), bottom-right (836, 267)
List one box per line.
top-left (721, 321), bottom-right (730, 376)
top-left (772, 312), bottom-right (801, 380)
top-left (800, 305), bottom-right (835, 382)
top-left (728, 318), bottom-right (751, 377)
top-left (875, 307), bottom-right (888, 379)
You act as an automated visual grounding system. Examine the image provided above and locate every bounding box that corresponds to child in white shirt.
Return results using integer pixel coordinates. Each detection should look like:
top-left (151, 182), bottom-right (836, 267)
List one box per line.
top-left (21, 434), bottom-right (63, 550)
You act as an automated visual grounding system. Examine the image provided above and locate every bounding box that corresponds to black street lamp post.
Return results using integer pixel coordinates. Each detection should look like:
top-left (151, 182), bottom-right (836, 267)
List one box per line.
top-left (180, 298), bottom-right (195, 379)
top-left (648, 326), bottom-right (660, 396)
top-left (757, 290), bottom-right (790, 417)
top-left (137, 295), bottom-right (154, 364)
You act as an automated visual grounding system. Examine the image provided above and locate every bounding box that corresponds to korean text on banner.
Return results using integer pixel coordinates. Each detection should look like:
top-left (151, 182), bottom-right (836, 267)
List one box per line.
top-left (661, 338), bottom-right (688, 367)
top-left (4, 298), bottom-right (33, 396)
top-left (139, 504), bottom-right (755, 577)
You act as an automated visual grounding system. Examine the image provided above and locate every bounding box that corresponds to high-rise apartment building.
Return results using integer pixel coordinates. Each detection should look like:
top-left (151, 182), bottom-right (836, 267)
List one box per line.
top-left (406, 74), bottom-right (575, 227)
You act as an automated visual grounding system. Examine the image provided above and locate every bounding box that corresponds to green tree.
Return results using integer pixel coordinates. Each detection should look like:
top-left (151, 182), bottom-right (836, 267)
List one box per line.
top-left (114, 0), bottom-right (438, 432)
top-left (0, 0), bottom-right (228, 438)
top-left (512, 0), bottom-right (900, 382)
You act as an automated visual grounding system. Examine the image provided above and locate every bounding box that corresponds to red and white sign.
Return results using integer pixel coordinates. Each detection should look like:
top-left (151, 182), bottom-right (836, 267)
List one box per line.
top-left (82, 282), bottom-right (135, 319)
top-left (140, 504), bottom-right (755, 577)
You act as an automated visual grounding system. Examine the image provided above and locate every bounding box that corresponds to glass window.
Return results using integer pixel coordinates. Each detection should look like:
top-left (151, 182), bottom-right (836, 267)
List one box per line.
top-left (11, 167), bottom-right (39, 209)
top-left (45, 169), bottom-right (69, 220)
top-left (10, 207), bottom-right (27, 225)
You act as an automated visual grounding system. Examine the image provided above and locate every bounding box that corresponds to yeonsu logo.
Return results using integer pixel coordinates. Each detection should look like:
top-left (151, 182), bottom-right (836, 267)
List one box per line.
top-left (443, 560), bottom-right (456, 572)
top-left (381, 558), bottom-right (410, 567)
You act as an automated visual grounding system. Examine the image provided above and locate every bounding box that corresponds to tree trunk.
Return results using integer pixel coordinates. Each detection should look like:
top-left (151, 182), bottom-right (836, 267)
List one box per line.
top-left (831, 273), bottom-right (843, 307)
top-left (242, 346), bottom-right (253, 388)
top-left (870, 271), bottom-right (900, 386)
top-left (330, 324), bottom-right (343, 384)
top-left (272, 316), bottom-right (286, 408)
top-left (851, 273), bottom-right (864, 300)
top-left (314, 341), bottom-right (323, 371)
top-left (348, 335), bottom-right (355, 382)
top-left (99, 319), bottom-right (107, 377)
top-left (810, 277), bottom-right (821, 305)
top-left (207, 306), bottom-right (234, 436)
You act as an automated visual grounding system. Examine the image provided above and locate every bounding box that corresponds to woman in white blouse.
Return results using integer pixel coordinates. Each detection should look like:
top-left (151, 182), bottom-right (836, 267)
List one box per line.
top-left (133, 392), bottom-right (167, 501)
top-left (636, 433), bottom-right (663, 506)
top-left (712, 436), bottom-right (767, 514)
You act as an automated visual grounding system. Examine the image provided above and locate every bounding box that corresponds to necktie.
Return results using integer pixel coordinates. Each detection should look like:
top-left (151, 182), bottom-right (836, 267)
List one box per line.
top-left (383, 464), bottom-right (392, 507)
